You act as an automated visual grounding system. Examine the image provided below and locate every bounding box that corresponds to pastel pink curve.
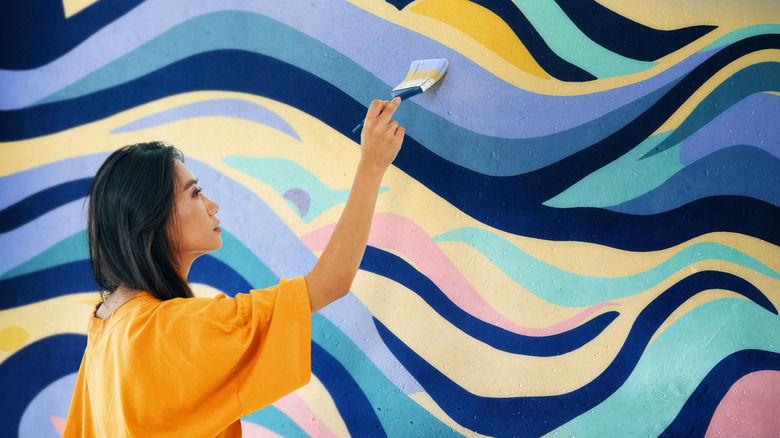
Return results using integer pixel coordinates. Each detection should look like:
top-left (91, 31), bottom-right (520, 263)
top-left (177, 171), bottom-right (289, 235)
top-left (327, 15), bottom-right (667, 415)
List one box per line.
top-left (704, 370), bottom-right (780, 438)
top-left (240, 421), bottom-right (285, 438)
top-left (300, 212), bottom-right (619, 336)
top-left (51, 416), bottom-right (66, 435)
top-left (273, 392), bottom-right (340, 438)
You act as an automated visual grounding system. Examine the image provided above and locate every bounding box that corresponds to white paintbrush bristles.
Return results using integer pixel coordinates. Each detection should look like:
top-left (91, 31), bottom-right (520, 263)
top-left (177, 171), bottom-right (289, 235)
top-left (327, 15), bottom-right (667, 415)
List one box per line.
top-left (391, 58), bottom-right (450, 94)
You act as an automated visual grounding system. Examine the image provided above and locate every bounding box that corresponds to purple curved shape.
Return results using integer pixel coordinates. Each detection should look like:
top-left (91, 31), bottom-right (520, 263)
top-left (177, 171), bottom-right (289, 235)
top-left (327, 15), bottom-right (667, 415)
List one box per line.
top-left (0, 0), bottom-right (709, 138)
top-left (112, 98), bottom-right (300, 140)
top-left (680, 93), bottom-right (780, 165)
top-left (282, 188), bottom-right (311, 217)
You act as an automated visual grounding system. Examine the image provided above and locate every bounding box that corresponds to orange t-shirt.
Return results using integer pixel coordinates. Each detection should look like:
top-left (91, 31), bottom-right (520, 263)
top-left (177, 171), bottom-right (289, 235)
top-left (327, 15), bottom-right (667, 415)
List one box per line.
top-left (63, 277), bottom-right (311, 437)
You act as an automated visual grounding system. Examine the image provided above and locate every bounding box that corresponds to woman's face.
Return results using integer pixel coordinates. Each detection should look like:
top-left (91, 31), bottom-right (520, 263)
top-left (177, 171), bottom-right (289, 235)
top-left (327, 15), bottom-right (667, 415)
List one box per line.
top-left (170, 160), bottom-right (222, 266)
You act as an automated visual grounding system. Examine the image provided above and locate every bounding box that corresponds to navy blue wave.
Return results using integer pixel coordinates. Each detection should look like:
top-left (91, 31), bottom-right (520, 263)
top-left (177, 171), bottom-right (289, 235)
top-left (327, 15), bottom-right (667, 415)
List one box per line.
top-left (0, 255), bottom-right (252, 311)
top-left (0, 0), bottom-right (143, 69)
top-left (0, 334), bottom-right (86, 432)
top-left (361, 246), bottom-right (619, 356)
top-left (0, 178), bottom-right (92, 233)
top-left (311, 342), bottom-right (387, 437)
top-left (2, 36), bottom-right (779, 250)
top-left (553, 0), bottom-right (716, 61)
top-left (374, 271), bottom-right (776, 437)
top-left (662, 349), bottom-right (780, 437)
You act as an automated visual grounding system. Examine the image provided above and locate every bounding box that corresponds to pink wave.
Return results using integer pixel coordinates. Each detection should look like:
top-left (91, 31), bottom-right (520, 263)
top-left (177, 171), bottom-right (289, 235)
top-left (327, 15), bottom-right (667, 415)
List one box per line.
top-left (705, 370), bottom-right (780, 437)
top-left (51, 416), bottom-right (66, 435)
top-left (273, 392), bottom-right (340, 438)
top-left (240, 421), bottom-right (285, 437)
top-left (301, 212), bottom-right (619, 336)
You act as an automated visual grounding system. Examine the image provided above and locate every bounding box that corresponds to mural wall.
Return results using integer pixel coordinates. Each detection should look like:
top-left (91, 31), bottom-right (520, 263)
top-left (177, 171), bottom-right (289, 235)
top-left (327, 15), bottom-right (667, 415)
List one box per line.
top-left (1, 0), bottom-right (779, 436)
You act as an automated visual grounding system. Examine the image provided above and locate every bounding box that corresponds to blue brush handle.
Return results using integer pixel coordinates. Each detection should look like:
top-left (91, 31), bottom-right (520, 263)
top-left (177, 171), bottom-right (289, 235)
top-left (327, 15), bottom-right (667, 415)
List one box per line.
top-left (351, 87), bottom-right (423, 134)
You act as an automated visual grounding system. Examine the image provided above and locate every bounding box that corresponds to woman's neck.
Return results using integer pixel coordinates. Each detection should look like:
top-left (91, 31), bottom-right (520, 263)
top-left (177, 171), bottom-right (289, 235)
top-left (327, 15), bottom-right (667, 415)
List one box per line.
top-left (95, 285), bottom-right (142, 320)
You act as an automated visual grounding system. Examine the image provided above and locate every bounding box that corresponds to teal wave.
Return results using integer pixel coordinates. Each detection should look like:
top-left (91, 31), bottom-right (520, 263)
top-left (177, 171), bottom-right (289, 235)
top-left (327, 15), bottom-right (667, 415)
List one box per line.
top-left (434, 227), bottom-right (780, 307)
top-left (511, 0), bottom-right (657, 78)
top-left (544, 131), bottom-right (683, 208)
top-left (0, 231), bottom-right (87, 280)
top-left (310, 313), bottom-right (462, 436)
top-left (549, 298), bottom-right (780, 436)
top-left (643, 62), bottom-right (780, 159)
top-left (243, 405), bottom-right (309, 438)
top-left (701, 24), bottom-right (780, 52)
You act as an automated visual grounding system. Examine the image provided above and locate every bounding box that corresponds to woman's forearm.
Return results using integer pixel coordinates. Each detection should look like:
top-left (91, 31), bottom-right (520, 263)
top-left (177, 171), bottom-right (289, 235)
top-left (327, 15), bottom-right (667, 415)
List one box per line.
top-left (304, 98), bottom-right (404, 313)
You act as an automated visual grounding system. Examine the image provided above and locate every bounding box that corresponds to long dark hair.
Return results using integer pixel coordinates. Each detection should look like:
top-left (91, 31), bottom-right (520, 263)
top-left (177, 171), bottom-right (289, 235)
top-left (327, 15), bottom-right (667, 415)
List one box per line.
top-left (87, 142), bottom-right (194, 300)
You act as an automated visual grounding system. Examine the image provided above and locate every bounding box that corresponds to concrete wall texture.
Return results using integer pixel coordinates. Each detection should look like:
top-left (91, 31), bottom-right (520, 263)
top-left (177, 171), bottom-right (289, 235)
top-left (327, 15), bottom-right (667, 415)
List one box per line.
top-left (1, 0), bottom-right (779, 436)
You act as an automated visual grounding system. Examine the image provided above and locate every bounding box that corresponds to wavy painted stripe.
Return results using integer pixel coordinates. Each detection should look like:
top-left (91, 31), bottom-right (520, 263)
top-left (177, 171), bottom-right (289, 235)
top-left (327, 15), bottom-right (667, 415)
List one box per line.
top-left (303, 213), bottom-right (620, 336)
top-left (0, 335), bottom-right (86, 432)
top-left (273, 393), bottom-right (340, 438)
top-left (708, 371), bottom-right (780, 437)
top-left (310, 313), bottom-right (462, 437)
top-left (643, 62), bottom-right (780, 158)
top-left (361, 245), bottom-right (620, 356)
top-left (18, 373), bottom-right (75, 438)
top-left (0, 153), bottom-right (104, 210)
top-left (506, 0), bottom-right (657, 78)
top-left (375, 271), bottom-right (776, 436)
top-left (543, 131), bottom-right (683, 208)
top-left (0, 0), bottom-right (140, 69)
top-left (609, 146), bottom-right (780, 214)
top-left (0, 178), bottom-right (91, 234)
top-left (0, 199), bottom-right (86, 275)
top-left (242, 405), bottom-right (310, 438)
top-left (680, 92), bottom-right (780, 164)
top-left (435, 227), bottom-right (780, 307)
top-left (551, 300), bottom-right (780, 437)
top-left (702, 24), bottom-right (780, 52)
top-left (0, 0), bottom-right (713, 140)
top-left (240, 422), bottom-right (285, 438)
top-left (0, 256), bottom-right (251, 312)
top-left (552, 0), bottom-right (716, 61)
top-left (670, 359), bottom-right (780, 437)
top-left (112, 98), bottom-right (301, 140)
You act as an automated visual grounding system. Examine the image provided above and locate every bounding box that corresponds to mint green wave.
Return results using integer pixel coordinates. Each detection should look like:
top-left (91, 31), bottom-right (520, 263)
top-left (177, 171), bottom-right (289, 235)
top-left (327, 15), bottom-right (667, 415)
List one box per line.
top-left (548, 298), bottom-right (780, 437)
top-left (0, 228), bottom-right (277, 291)
top-left (310, 313), bottom-right (462, 436)
top-left (434, 227), bottom-right (780, 307)
top-left (223, 156), bottom-right (388, 223)
top-left (511, 0), bottom-right (657, 78)
top-left (543, 131), bottom-right (683, 208)
top-left (701, 24), bottom-right (780, 52)
top-left (642, 62), bottom-right (780, 158)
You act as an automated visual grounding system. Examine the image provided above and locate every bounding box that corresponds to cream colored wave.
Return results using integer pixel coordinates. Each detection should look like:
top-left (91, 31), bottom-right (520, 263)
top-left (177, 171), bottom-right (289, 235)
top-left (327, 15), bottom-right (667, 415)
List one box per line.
top-left (355, 260), bottom-right (780, 398)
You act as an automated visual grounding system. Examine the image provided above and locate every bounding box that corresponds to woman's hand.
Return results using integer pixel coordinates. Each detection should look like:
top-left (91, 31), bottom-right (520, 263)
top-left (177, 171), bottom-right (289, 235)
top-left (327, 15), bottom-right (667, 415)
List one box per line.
top-left (359, 97), bottom-right (404, 175)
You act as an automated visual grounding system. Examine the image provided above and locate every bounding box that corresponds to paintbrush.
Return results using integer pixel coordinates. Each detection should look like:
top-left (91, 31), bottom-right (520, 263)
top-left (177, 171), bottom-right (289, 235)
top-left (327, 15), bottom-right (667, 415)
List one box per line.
top-left (352, 58), bottom-right (449, 133)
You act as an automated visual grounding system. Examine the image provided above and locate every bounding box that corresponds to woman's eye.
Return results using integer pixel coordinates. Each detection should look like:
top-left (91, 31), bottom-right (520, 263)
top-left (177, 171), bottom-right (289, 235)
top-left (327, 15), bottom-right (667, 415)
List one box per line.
top-left (193, 188), bottom-right (203, 197)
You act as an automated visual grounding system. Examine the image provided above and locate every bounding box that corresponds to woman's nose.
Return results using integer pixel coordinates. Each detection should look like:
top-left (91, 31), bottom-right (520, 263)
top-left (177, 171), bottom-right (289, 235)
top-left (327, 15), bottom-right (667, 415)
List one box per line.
top-left (207, 197), bottom-right (219, 216)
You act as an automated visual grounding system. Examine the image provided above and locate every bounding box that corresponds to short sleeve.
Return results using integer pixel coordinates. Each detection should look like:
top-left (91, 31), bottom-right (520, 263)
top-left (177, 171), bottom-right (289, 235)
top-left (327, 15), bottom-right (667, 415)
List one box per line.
top-left (234, 276), bottom-right (312, 414)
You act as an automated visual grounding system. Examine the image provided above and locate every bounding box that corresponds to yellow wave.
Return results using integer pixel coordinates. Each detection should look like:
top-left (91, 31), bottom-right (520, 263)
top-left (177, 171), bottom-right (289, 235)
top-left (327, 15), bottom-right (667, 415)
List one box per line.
top-left (409, 0), bottom-right (549, 79)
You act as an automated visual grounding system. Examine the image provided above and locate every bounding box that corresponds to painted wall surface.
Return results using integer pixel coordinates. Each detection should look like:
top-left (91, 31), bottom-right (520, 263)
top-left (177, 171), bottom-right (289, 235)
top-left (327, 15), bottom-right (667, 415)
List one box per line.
top-left (1, 0), bottom-right (779, 436)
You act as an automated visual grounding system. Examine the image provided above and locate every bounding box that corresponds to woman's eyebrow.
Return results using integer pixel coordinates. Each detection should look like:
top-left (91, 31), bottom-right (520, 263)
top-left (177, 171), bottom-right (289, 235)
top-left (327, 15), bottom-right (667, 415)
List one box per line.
top-left (183, 178), bottom-right (199, 191)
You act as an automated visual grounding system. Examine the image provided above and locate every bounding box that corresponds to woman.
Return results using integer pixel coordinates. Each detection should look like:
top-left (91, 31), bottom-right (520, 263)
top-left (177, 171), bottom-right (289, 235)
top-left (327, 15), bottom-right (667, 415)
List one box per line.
top-left (63, 98), bottom-right (405, 437)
